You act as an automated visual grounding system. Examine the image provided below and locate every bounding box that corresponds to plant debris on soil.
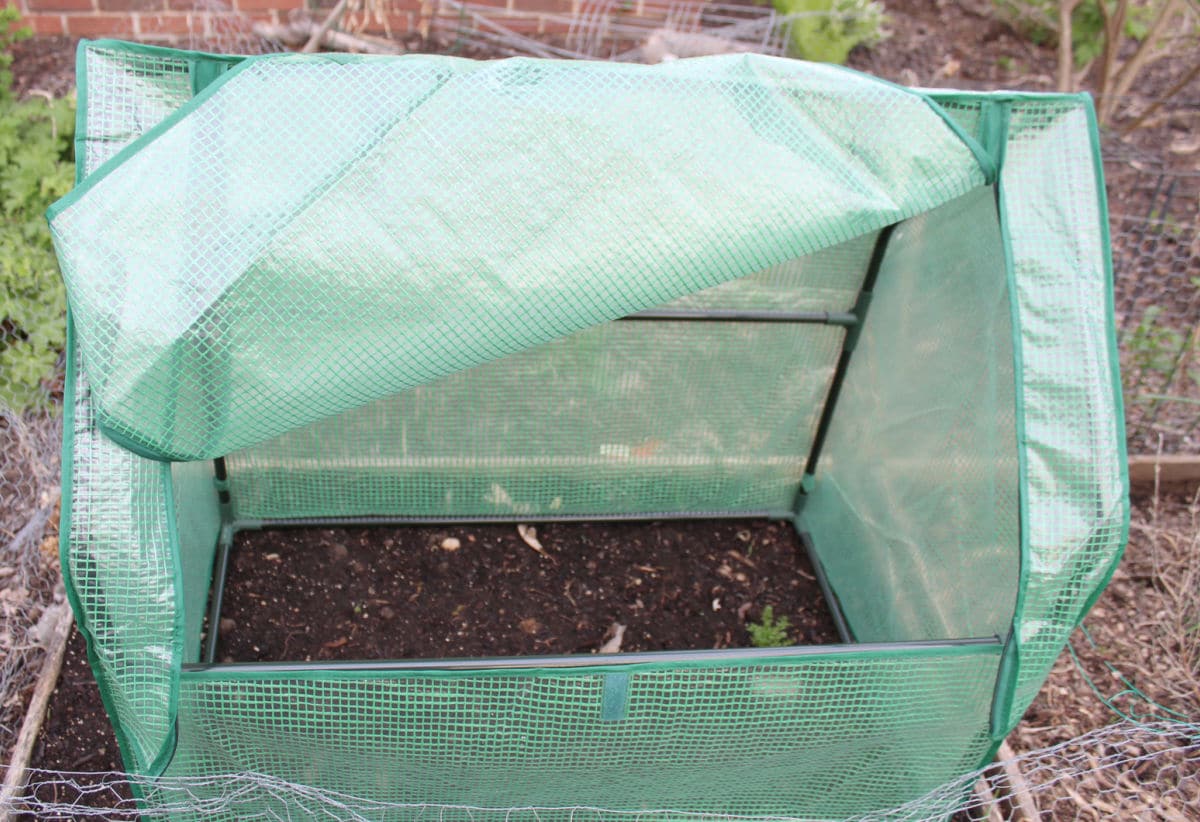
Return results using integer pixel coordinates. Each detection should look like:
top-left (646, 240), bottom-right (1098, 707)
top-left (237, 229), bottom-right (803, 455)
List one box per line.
top-left (216, 519), bottom-right (838, 662)
top-left (1014, 491), bottom-right (1200, 750)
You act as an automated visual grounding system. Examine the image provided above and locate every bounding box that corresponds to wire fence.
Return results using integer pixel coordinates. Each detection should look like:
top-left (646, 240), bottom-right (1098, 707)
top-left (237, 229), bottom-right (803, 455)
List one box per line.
top-left (1, 719), bottom-right (1197, 819)
top-left (1108, 145), bottom-right (1200, 455)
top-left (0, 2), bottom-right (1197, 818)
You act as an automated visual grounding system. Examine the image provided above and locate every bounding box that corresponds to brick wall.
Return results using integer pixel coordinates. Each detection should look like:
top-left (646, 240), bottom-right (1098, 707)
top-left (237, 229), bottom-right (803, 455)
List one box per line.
top-left (16, 0), bottom-right (592, 42)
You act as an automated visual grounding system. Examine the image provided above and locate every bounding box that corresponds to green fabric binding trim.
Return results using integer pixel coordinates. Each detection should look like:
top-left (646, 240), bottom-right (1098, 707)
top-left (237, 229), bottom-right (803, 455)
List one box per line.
top-left (1071, 95), bottom-right (1131, 623)
top-left (180, 641), bottom-right (1002, 684)
top-left (47, 44), bottom-right (256, 223)
top-left (986, 97), bottom-right (1028, 743)
top-left (149, 459), bottom-right (186, 777)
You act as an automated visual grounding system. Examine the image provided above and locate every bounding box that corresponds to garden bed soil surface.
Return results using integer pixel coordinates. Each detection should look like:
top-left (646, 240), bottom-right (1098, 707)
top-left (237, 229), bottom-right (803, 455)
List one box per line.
top-left (216, 519), bottom-right (838, 662)
top-left (25, 519), bottom-right (833, 816)
top-left (25, 630), bottom-right (131, 816)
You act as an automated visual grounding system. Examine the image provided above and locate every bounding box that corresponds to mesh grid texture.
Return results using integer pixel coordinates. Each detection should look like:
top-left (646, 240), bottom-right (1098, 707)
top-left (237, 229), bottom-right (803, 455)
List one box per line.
top-left (995, 99), bottom-right (1127, 730)
top-left (54, 40), bottom-right (1126, 818)
top-left (172, 460), bottom-right (220, 663)
top-left (80, 46), bottom-right (195, 174)
top-left (62, 348), bottom-right (180, 773)
top-left (50, 50), bottom-right (989, 461)
top-left (57, 43), bottom-right (204, 775)
top-left (226, 264), bottom-right (858, 520)
top-left (161, 647), bottom-right (1000, 820)
top-left (802, 184), bottom-right (1020, 643)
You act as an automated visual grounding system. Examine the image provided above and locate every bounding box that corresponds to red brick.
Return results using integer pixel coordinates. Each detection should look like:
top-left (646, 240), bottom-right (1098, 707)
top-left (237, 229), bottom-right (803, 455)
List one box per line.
top-left (24, 0), bottom-right (94, 12)
top-left (136, 11), bottom-right (194, 35)
top-left (538, 15), bottom-right (573, 34)
top-left (98, 0), bottom-right (163, 10)
top-left (233, 0), bottom-right (302, 11)
top-left (66, 12), bottom-right (136, 36)
top-left (20, 12), bottom-right (67, 34)
top-left (511, 0), bottom-right (573, 13)
top-left (492, 12), bottom-right (541, 33)
top-left (361, 12), bottom-right (413, 35)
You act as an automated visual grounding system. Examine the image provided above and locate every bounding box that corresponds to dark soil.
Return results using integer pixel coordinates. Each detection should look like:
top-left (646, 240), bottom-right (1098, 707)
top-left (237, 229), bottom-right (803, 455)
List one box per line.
top-left (8, 36), bottom-right (79, 99)
top-left (217, 520), bottom-right (838, 662)
top-left (24, 629), bottom-right (131, 815)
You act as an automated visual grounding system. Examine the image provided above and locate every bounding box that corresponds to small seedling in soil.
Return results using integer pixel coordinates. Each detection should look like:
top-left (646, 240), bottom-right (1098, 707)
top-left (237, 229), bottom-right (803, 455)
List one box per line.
top-left (747, 605), bottom-right (791, 647)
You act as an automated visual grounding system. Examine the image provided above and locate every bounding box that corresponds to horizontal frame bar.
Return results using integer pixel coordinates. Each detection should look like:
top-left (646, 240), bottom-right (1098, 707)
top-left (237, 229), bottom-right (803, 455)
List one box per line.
top-left (622, 308), bottom-right (857, 325)
top-left (236, 510), bottom-right (792, 530)
top-left (182, 636), bottom-right (1002, 675)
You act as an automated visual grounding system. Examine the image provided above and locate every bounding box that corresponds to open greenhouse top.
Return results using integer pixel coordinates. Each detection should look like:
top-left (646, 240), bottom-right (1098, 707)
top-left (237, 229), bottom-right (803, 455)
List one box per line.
top-left (48, 46), bottom-right (1000, 462)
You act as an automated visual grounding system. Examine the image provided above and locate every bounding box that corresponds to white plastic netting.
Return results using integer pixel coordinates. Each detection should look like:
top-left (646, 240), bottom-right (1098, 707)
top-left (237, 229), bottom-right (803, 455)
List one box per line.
top-left (1, 719), bottom-right (1196, 819)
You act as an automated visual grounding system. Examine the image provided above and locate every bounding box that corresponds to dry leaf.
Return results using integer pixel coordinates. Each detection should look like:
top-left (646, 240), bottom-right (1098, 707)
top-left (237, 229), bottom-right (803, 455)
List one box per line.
top-left (1168, 134), bottom-right (1200, 155)
top-left (517, 524), bottom-right (550, 559)
top-left (598, 623), bottom-right (626, 653)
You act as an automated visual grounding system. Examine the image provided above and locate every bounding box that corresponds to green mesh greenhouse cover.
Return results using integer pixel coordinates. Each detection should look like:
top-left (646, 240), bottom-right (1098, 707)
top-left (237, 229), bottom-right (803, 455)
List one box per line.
top-left (52, 40), bottom-right (1128, 821)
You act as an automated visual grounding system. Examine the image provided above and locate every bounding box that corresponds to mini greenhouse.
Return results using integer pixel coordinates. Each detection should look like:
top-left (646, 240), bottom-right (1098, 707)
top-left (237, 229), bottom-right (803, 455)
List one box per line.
top-left (50, 39), bottom-right (1127, 820)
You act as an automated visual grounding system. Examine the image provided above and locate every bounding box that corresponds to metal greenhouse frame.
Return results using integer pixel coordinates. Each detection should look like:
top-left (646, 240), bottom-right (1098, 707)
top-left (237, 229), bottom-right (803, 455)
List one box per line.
top-left (49, 39), bottom-right (1127, 820)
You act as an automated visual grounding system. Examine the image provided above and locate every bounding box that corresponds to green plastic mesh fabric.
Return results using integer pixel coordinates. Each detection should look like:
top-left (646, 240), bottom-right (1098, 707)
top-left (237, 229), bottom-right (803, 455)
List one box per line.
top-left (58, 44), bottom-right (201, 775)
top-left (55, 39), bottom-right (1127, 820)
top-left (49, 49), bottom-right (989, 462)
top-left (172, 461), bottom-right (221, 664)
top-left (62, 342), bottom-right (180, 774)
top-left (990, 98), bottom-right (1127, 731)
top-left (801, 185), bottom-right (1019, 643)
top-left (224, 249), bottom-right (877, 520)
top-left (159, 647), bottom-right (1000, 821)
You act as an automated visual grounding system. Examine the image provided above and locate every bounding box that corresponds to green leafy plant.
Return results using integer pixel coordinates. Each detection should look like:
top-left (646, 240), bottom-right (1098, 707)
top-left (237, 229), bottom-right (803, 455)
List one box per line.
top-left (0, 5), bottom-right (26, 96)
top-left (1124, 306), bottom-right (1194, 381)
top-left (0, 7), bottom-right (75, 412)
top-left (747, 605), bottom-right (792, 647)
top-left (773, 0), bottom-right (888, 64)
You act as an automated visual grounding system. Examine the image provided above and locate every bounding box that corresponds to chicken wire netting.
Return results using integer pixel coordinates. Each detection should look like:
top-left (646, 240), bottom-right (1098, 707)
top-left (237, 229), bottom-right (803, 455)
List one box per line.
top-left (2, 718), bottom-right (1198, 819)
top-left (1, 5), bottom-right (1197, 820)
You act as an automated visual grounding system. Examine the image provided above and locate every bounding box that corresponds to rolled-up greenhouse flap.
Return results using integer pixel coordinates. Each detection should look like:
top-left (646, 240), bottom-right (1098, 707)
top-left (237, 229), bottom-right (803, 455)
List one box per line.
top-left (49, 50), bottom-right (994, 462)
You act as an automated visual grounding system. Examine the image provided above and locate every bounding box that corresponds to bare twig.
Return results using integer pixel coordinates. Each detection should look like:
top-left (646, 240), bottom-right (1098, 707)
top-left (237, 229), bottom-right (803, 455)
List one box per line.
top-left (303, 0), bottom-right (351, 53)
top-left (255, 20), bottom-right (403, 54)
top-left (1118, 57), bottom-right (1200, 134)
top-left (1095, 0), bottom-right (1128, 110)
top-left (1057, 0), bottom-right (1083, 92)
top-left (1098, 0), bottom-right (1184, 124)
top-left (972, 777), bottom-right (1005, 822)
top-left (0, 593), bottom-right (72, 820)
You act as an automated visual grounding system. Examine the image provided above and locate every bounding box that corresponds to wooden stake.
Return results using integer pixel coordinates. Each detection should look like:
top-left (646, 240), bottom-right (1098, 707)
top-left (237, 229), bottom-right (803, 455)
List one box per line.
top-left (0, 594), bottom-right (74, 822)
top-left (998, 741), bottom-right (1041, 821)
top-left (1128, 454), bottom-right (1200, 490)
top-left (973, 775), bottom-right (1005, 822)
